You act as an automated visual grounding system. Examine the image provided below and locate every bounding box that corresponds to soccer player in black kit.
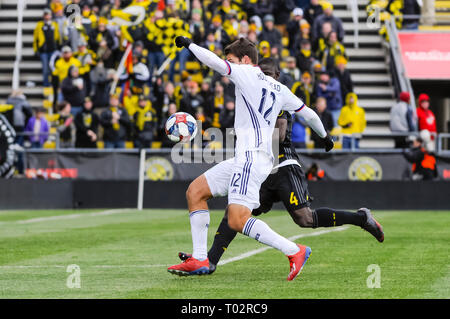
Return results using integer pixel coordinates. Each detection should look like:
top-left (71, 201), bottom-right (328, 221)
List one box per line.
top-left (179, 58), bottom-right (384, 274)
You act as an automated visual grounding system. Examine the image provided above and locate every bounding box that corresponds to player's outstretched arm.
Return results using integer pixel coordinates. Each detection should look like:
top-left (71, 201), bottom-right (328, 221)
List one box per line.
top-left (175, 36), bottom-right (229, 76)
top-left (282, 88), bottom-right (334, 152)
top-left (296, 107), bottom-right (334, 152)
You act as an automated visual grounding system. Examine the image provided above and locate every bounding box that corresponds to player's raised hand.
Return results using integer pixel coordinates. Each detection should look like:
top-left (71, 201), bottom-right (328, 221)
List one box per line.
top-left (175, 36), bottom-right (192, 48)
top-left (323, 134), bottom-right (334, 152)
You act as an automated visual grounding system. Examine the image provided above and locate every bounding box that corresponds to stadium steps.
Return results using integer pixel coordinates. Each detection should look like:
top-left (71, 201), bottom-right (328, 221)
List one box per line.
top-left (365, 112), bottom-right (391, 122)
top-left (0, 9), bottom-right (43, 22)
top-left (353, 86), bottom-right (394, 97)
top-left (436, 0), bottom-right (450, 8)
top-left (0, 22), bottom-right (37, 34)
top-left (343, 23), bottom-right (380, 36)
top-left (351, 73), bottom-right (391, 85)
top-left (343, 35), bottom-right (383, 47)
top-left (0, 35), bottom-right (34, 46)
top-left (359, 139), bottom-right (394, 148)
top-left (346, 48), bottom-right (385, 62)
top-left (0, 48), bottom-right (36, 62)
top-left (358, 99), bottom-right (395, 112)
top-left (346, 61), bottom-right (389, 73)
top-left (413, 0), bottom-right (450, 26)
top-left (436, 12), bottom-right (450, 24)
top-left (0, 74), bottom-right (42, 87)
top-left (331, 0), bottom-right (395, 148)
top-left (1, 0), bottom-right (45, 9)
top-left (419, 25), bottom-right (450, 31)
top-left (0, 0), bottom-right (47, 107)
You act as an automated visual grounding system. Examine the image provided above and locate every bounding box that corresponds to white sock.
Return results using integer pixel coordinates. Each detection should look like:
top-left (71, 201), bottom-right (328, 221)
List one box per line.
top-left (243, 217), bottom-right (300, 256)
top-left (189, 210), bottom-right (210, 261)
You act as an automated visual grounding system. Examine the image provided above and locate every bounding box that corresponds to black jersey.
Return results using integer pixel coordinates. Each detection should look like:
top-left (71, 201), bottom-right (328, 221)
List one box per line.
top-left (277, 111), bottom-right (301, 164)
top-left (252, 111), bottom-right (312, 216)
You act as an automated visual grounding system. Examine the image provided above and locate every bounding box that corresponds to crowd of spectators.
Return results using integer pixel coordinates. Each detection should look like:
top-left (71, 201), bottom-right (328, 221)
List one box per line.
top-left (0, 0), bottom-right (442, 182)
top-left (14, 0), bottom-right (372, 150)
top-left (6, 0), bottom-right (437, 152)
top-left (390, 91), bottom-right (437, 153)
top-left (389, 90), bottom-right (438, 180)
top-left (367, 0), bottom-right (427, 33)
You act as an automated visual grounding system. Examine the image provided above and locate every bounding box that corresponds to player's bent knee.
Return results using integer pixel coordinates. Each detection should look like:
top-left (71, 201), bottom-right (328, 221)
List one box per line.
top-left (227, 204), bottom-right (251, 232)
top-left (227, 217), bottom-right (241, 232)
top-left (185, 183), bottom-right (197, 202)
top-left (291, 207), bottom-right (314, 228)
top-left (186, 175), bottom-right (212, 206)
top-left (227, 212), bottom-right (244, 232)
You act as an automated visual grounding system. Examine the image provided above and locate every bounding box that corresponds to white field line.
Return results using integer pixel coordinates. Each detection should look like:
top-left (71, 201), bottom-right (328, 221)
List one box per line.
top-left (0, 226), bottom-right (349, 270)
top-left (218, 226), bottom-right (350, 266)
top-left (0, 264), bottom-right (167, 269)
top-left (0, 209), bottom-right (135, 225)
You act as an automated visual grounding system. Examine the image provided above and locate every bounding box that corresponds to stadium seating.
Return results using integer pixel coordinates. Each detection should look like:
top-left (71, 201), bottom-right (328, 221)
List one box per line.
top-left (0, 0), bottom-right (47, 108)
top-left (331, 0), bottom-right (395, 148)
top-left (0, 0), bottom-right (445, 150)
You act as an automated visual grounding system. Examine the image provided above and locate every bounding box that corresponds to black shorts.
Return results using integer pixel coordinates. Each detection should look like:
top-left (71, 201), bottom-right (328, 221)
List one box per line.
top-left (252, 164), bottom-right (311, 216)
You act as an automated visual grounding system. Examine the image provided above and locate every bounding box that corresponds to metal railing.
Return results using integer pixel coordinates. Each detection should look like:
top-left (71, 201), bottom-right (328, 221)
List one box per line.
top-left (437, 133), bottom-right (450, 156)
top-left (347, 0), bottom-right (359, 48)
top-left (385, 15), bottom-right (417, 109)
top-left (12, 0), bottom-right (26, 91)
top-left (16, 132), bottom-right (61, 149)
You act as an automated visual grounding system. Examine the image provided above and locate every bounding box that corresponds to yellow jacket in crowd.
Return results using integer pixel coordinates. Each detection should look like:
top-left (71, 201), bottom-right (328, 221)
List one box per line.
top-left (317, 37), bottom-right (347, 69)
top-left (124, 94), bottom-right (140, 118)
top-left (134, 102), bottom-right (157, 132)
top-left (33, 20), bottom-right (61, 53)
top-left (338, 93), bottom-right (366, 136)
top-left (52, 56), bottom-right (85, 83)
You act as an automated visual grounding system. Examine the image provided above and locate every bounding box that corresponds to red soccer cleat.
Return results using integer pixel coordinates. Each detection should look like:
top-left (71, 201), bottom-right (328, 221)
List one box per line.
top-left (167, 257), bottom-right (210, 276)
top-left (287, 244), bottom-right (312, 281)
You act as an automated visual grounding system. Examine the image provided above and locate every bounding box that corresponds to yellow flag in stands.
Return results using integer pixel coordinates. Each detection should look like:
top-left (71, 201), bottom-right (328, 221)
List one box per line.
top-left (145, 17), bottom-right (191, 59)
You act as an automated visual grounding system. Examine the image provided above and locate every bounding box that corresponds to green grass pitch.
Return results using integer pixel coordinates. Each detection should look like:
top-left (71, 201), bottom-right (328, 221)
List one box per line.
top-left (0, 209), bottom-right (449, 299)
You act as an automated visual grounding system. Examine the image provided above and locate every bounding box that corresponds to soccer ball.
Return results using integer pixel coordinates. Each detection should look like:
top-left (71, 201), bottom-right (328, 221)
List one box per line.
top-left (165, 112), bottom-right (198, 143)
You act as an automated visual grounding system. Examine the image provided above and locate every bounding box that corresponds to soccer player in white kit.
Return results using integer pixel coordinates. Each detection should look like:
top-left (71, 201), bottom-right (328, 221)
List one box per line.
top-left (168, 37), bottom-right (333, 281)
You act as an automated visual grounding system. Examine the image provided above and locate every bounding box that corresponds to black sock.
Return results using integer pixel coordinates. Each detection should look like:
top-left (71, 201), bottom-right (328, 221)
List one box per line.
top-left (207, 215), bottom-right (237, 265)
top-left (312, 207), bottom-right (366, 228)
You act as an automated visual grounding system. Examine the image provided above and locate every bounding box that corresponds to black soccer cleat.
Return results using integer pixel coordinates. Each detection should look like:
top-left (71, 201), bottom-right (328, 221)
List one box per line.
top-left (178, 252), bottom-right (192, 261)
top-left (208, 262), bottom-right (216, 274)
top-left (359, 208), bottom-right (384, 243)
top-left (178, 252), bottom-right (216, 274)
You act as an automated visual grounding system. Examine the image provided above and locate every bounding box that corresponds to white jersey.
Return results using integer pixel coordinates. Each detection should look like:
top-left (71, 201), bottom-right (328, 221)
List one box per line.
top-left (187, 43), bottom-right (326, 160)
top-left (224, 62), bottom-right (305, 159)
top-left (188, 43), bottom-right (328, 210)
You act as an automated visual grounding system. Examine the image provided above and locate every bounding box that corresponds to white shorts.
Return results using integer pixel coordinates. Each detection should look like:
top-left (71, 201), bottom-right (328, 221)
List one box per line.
top-left (204, 151), bottom-right (273, 211)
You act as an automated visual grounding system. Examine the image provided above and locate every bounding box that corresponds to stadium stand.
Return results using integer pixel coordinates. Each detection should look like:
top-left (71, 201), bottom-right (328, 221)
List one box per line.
top-left (332, 0), bottom-right (395, 148)
top-left (434, 0), bottom-right (450, 27)
top-left (0, 0), bottom-right (447, 152)
top-left (0, 0), bottom-right (47, 108)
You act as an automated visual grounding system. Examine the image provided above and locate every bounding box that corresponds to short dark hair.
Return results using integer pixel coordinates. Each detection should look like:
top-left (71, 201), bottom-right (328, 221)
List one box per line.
top-left (224, 38), bottom-right (258, 64)
top-left (258, 57), bottom-right (280, 80)
top-left (57, 101), bottom-right (70, 112)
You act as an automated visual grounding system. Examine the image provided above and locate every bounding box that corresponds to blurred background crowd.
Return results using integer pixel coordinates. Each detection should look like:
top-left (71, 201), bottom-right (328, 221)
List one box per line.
top-left (1, 0), bottom-right (437, 153)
